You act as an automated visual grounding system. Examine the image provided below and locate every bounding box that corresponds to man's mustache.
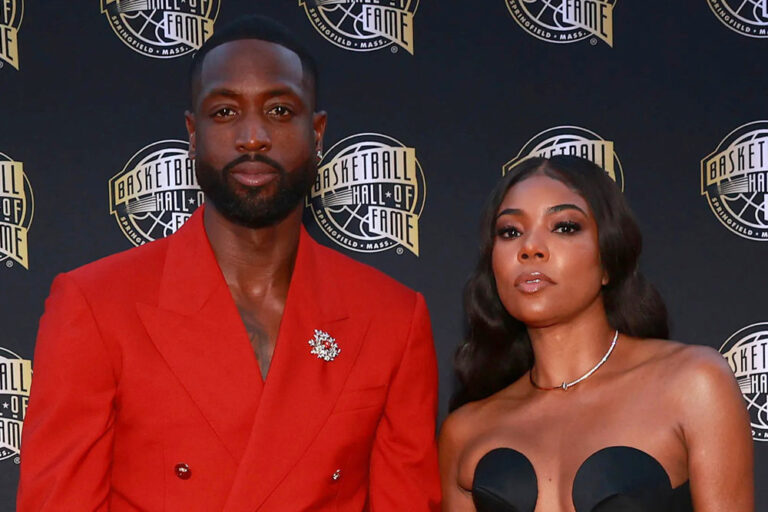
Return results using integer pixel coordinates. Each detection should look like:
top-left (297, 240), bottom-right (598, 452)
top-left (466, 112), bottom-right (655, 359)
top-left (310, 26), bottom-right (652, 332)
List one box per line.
top-left (222, 154), bottom-right (286, 175)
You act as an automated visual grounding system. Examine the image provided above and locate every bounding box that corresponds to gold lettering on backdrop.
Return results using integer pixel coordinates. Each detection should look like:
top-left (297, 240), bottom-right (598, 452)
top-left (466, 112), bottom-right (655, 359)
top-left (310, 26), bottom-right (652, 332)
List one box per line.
top-left (109, 140), bottom-right (203, 246)
top-left (0, 160), bottom-right (29, 268)
top-left (720, 324), bottom-right (768, 441)
top-left (0, 349), bottom-right (32, 459)
top-left (700, 121), bottom-right (768, 240)
top-left (111, 155), bottom-right (197, 206)
top-left (311, 147), bottom-right (416, 195)
top-left (703, 136), bottom-right (768, 187)
top-left (562, 0), bottom-right (613, 46)
top-left (101, 0), bottom-right (218, 58)
top-left (300, 0), bottom-right (418, 53)
top-left (533, 140), bottom-right (615, 182)
top-left (308, 134), bottom-right (425, 255)
top-left (102, 0), bottom-right (208, 15)
top-left (367, 206), bottom-right (419, 254)
top-left (503, 126), bottom-right (624, 190)
top-left (0, 0), bottom-right (20, 70)
top-left (163, 12), bottom-right (213, 48)
top-left (361, 5), bottom-right (413, 54)
top-left (505, 0), bottom-right (616, 47)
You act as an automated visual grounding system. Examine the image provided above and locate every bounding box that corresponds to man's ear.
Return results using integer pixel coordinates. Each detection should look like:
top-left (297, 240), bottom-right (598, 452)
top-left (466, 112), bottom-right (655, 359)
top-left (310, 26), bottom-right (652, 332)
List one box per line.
top-left (185, 111), bottom-right (196, 159)
top-left (602, 270), bottom-right (609, 286)
top-left (313, 110), bottom-right (328, 154)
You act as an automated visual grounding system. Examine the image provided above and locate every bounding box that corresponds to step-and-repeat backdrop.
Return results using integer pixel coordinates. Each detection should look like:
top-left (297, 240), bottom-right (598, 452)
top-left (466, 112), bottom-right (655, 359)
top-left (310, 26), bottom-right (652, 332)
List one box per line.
top-left (0, 0), bottom-right (766, 508)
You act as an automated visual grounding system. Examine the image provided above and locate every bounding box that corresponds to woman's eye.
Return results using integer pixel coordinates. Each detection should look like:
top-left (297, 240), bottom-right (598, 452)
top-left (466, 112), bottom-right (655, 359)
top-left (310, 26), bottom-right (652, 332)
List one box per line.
top-left (496, 226), bottom-right (521, 239)
top-left (553, 221), bottom-right (581, 234)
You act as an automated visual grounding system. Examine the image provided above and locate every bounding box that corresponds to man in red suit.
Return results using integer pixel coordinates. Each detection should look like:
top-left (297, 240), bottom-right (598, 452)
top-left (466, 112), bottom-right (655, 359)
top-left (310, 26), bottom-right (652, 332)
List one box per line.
top-left (18, 16), bottom-right (440, 511)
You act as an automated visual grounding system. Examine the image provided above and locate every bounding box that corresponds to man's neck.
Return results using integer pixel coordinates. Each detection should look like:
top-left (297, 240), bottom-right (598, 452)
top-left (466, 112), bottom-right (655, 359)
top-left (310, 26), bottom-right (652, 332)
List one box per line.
top-left (202, 205), bottom-right (302, 295)
top-left (203, 204), bottom-right (303, 380)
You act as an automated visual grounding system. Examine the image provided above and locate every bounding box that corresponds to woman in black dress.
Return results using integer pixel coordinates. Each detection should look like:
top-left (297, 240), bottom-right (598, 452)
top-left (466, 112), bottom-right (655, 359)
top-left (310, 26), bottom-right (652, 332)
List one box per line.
top-left (439, 156), bottom-right (753, 511)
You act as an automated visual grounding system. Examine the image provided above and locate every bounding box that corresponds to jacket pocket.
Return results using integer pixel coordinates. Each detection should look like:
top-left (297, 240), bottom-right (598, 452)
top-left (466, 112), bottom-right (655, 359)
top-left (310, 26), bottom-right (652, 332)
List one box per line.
top-left (333, 385), bottom-right (387, 413)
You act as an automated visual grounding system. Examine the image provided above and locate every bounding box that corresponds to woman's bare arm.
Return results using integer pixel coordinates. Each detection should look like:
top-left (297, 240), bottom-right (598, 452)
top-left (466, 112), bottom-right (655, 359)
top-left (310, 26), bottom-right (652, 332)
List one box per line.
top-left (438, 410), bottom-right (477, 511)
top-left (677, 346), bottom-right (754, 511)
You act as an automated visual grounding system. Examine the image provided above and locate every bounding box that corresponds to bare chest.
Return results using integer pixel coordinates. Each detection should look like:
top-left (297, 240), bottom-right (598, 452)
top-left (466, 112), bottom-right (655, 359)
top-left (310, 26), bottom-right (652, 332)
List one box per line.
top-left (235, 296), bottom-right (285, 380)
top-left (459, 389), bottom-right (688, 511)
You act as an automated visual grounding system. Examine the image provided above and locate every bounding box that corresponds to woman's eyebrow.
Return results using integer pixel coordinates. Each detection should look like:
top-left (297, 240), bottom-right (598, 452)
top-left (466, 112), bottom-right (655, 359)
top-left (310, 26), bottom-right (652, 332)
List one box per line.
top-left (495, 203), bottom-right (587, 219)
top-left (547, 203), bottom-right (586, 215)
top-left (495, 208), bottom-right (522, 219)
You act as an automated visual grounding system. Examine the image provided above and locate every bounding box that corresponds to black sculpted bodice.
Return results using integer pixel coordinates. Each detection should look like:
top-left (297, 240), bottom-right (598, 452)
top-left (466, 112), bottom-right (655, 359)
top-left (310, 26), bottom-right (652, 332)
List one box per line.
top-left (472, 446), bottom-right (693, 512)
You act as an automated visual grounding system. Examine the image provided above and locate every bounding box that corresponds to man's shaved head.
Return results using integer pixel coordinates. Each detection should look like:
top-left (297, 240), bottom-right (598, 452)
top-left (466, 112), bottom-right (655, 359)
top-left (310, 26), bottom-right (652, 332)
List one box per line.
top-left (188, 15), bottom-right (319, 109)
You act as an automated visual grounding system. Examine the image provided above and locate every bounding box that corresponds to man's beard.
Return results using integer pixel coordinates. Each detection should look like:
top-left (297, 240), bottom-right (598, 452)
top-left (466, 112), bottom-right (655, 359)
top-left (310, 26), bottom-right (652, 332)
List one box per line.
top-left (195, 153), bottom-right (316, 229)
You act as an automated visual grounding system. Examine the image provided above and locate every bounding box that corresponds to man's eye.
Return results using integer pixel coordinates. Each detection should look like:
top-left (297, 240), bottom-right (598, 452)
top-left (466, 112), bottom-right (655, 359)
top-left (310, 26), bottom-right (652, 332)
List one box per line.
top-left (268, 105), bottom-right (293, 118)
top-left (212, 107), bottom-right (236, 118)
top-left (553, 221), bottom-right (581, 234)
top-left (496, 226), bottom-right (521, 239)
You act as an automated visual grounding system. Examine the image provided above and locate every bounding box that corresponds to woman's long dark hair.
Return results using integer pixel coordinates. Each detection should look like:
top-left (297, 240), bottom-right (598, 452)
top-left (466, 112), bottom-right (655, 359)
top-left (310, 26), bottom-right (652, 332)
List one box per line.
top-left (451, 155), bottom-right (669, 410)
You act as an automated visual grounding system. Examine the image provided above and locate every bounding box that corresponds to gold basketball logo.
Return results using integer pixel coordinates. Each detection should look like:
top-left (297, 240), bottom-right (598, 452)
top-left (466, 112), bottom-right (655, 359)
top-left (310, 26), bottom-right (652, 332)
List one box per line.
top-left (100, 0), bottom-right (219, 58)
top-left (300, 0), bottom-right (418, 54)
top-left (109, 140), bottom-right (204, 246)
top-left (707, 0), bottom-right (768, 38)
top-left (505, 0), bottom-right (616, 46)
top-left (701, 121), bottom-right (768, 241)
top-left (0, 0), bottom-right (22, 70)
top-left (0, 152), bottom-right (33, 270)
top-left (0, 347), bottom-right (31, 463)
top-left (720, 323), bottom-right (768, 441)
top-left (307, 133), bottom-right (425, 255)
top-left (504, 126), bottom-right (624, 190)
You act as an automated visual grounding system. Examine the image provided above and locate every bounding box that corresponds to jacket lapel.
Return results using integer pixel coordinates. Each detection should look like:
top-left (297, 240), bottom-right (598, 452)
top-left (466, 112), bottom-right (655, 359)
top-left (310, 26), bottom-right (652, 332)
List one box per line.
top-left (136, 208), bottom-right (263, 462)
top-left (222, 228), bottom-right (369, 512)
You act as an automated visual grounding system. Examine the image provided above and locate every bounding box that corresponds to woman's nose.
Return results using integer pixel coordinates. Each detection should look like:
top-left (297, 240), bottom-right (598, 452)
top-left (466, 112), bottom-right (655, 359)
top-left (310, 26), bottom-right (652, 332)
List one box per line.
top-left (517, 232), bottom-right (549, 262)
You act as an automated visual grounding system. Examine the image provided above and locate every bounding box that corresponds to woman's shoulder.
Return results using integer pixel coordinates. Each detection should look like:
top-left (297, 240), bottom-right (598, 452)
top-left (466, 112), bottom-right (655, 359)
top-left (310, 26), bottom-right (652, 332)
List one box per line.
top-left (638, 338), bottom-right (729, 372)
top-left (625, 337), bottom-right (726, 371)
top-left (440, 397), bottom-right (493, 441)
top-left (441, 382), bottom-right (530, 445)
top-left (628, 338), bottom-right (738, 405)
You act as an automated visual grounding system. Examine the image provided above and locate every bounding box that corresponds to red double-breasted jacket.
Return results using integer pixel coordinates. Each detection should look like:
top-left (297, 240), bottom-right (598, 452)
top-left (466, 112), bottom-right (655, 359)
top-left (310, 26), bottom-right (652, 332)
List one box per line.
top-left (18, 208), bottom-right (441, 511)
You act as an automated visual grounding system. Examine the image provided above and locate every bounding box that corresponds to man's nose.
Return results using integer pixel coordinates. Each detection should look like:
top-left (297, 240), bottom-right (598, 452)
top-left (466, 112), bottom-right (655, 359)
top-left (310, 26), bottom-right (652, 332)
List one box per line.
top-left (517, 231), bottom-right (549, 262)
top-left (236, 114), bottom-right (271, 153)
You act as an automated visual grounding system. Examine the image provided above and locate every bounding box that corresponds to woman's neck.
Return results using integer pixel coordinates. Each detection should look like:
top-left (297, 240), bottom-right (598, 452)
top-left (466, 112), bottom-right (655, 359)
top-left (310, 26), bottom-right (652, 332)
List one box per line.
top-left (527, 299), bottom-right (617, 389)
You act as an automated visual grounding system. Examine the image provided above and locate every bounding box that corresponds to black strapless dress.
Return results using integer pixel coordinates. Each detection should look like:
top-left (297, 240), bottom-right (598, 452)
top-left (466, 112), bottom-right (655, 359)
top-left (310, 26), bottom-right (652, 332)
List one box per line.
top-left (472, 446), bottom-right (693, 512)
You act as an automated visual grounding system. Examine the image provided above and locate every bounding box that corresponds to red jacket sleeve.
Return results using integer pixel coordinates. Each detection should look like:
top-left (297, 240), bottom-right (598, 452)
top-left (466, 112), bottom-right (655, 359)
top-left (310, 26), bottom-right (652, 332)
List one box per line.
top-left (17, 274), bottom-right (117, 512)
top-left (368, 292), bottom-right (441, 511)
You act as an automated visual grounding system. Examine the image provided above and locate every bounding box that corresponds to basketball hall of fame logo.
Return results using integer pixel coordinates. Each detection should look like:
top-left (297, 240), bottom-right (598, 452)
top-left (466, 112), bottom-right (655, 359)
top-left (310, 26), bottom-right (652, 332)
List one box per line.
top-left (100, 0), bottom-right (219, 58)
top-left (707, 0), bottom-right (768, 38)
top-left (0, 152), bottom-right (33, 270)
top-left (701, 121), bottom-right (768, 241)
top-left (0, 347), bottom-right (31, 463)
top-left (503, 126), bottom-right (624, 190)
top-left (0, 0), bottom-right (22, 70)
top-left (300, 0), bottom-right (418, 54)
top-left (110, 140), bottom-right (204, 246)
top-left (505, 0), bottom-right (616, 47)
top-left (720, 323), bottom-right (768, 441)
top-left (307, 133), bottom-right (425, 255)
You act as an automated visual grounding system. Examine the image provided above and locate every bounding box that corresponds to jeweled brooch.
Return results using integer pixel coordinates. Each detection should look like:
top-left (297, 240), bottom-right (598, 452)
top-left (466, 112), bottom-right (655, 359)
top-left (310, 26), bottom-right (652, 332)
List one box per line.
top-left (308, 329), bottom-right (341, 362)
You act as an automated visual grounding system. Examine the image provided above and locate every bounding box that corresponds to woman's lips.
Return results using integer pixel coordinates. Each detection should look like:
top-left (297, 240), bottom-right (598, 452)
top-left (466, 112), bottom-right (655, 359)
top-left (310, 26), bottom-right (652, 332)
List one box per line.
top-left (514, 271), bottom-right (555, 294)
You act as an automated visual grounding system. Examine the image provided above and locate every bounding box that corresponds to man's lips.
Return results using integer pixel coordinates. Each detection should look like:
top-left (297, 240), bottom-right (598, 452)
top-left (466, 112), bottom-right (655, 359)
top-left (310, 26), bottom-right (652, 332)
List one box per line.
top-left (229, 161), bottom-right (280, 187)
top-left (514, 271), bottom-right (555, 294)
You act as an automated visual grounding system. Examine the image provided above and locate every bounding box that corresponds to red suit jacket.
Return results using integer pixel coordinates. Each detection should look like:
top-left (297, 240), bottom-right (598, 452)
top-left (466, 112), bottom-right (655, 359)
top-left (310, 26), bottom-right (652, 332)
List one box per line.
top-left (18, 208), bottom-right (441, 511)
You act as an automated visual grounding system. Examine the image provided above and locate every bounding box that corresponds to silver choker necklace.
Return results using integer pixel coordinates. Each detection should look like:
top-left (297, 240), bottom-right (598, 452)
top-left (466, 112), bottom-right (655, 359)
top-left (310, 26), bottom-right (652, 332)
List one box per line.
top-left (529, 330), bottom-right (619, 391)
